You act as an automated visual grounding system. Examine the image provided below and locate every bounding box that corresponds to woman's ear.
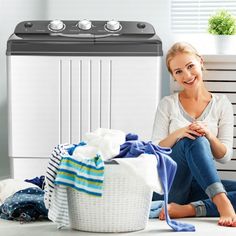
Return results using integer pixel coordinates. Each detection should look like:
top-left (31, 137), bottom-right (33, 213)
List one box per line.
top-left (199, 56), bottom-right (204, 71)
top-left (200, 56), bottom-right (204, 64)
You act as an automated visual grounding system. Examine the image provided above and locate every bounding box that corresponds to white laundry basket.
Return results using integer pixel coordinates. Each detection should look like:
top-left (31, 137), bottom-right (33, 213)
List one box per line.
top-left (67, 161), bottom-right (153, 232)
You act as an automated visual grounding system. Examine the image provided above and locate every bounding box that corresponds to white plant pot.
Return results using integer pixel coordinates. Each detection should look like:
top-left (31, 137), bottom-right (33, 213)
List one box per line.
top-left (214, 35), bottom-right (236, 54)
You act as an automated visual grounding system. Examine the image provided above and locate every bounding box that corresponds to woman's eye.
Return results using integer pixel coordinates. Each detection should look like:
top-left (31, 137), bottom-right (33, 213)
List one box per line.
top-left (188, 64), bottom-right (194, 69)
top-left (175, 70), bottom-right (182, 75)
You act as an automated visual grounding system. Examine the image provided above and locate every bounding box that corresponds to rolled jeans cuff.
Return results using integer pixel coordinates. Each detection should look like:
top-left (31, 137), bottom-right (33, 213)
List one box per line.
top-left (205, 182), bottom-right (226, 199)
top-left (190, 201), bottom-right (206, 217)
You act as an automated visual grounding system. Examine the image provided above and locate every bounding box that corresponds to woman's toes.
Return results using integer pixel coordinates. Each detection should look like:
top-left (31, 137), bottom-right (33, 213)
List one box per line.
top-left (159, 210), bottom-right (165, 220)
top-left (231, 220), bottom-right (236, 227)
top-left (218, 216), bottom-right (236, 227)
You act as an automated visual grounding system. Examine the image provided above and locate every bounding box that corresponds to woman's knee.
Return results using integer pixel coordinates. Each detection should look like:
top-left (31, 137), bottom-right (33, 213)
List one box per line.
top-left (173, 136), bottom-right (209, 151)
top-left (174, 136), bottom-right (213, 159)
top-left (187, 136), bottom-right (214, 162)
top-left (194, 136), bottom-right (209, 145)
top-left (171, 137), bottom-right (213, 163)
top-left (179, 136), bottom-right (210, 151)
top-left (191, 136), bottom-right (211, 150)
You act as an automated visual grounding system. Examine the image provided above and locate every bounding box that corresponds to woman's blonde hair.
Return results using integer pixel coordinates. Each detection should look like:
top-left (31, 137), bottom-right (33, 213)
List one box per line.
top-left (166, 42), bottom-right (202, 74)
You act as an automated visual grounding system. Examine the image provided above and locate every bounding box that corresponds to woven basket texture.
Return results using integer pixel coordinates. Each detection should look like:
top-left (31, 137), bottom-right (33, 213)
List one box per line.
top-left (67, 162), bottom-right (152, 232)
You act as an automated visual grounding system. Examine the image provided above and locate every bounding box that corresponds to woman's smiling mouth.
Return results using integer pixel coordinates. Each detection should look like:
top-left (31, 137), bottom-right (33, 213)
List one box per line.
top-left (184, 77), bottom-right (196, 84)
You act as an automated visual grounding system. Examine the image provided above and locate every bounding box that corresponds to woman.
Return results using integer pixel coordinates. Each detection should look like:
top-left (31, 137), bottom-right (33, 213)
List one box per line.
top-left (152, 42), bottom-right (236, 227)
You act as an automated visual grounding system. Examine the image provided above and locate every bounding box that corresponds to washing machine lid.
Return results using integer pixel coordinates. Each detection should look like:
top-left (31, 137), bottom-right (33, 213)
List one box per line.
top-left (6, 20), bottom-right (163, 56)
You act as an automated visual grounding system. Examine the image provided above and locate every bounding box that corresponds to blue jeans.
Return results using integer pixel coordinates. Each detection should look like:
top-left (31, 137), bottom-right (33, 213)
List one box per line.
top-left (152, 136), bottom-right (236, 216)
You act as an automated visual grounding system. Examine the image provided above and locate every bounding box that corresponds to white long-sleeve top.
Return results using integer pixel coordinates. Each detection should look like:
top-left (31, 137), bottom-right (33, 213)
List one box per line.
top-left (152, 93), bottom-right (234, 164)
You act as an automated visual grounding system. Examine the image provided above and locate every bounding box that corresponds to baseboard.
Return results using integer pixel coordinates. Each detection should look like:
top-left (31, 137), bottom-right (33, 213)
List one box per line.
top-left (0, 175), bottom-right (11, 181)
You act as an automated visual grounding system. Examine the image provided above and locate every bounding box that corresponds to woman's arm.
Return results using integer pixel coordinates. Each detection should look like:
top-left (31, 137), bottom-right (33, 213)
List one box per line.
top-left (207, 134), bottom-right (227, 159)
top-left (189, 121), bottom-right (227, 159)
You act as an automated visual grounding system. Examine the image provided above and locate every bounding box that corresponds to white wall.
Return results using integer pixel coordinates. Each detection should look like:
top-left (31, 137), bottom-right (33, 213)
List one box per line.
top-left (0, 0), bottom-right (171, 178)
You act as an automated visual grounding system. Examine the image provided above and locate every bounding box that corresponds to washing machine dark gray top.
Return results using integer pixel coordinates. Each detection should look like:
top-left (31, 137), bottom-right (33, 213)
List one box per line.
top-left (6, 20), bottom-right (163, 56)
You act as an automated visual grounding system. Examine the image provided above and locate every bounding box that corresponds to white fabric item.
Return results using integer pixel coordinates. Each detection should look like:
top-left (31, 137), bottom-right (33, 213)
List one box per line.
top-left (152, 93), bottom-right (234, 163)
top-left (81, 128), bottom-right (126, 160)
top-left (72, 145), bottom-right (101, 160)
top-left (115, 154), bottom-right (163, 194)
top-left (0, 178), bottom-right (39, 205)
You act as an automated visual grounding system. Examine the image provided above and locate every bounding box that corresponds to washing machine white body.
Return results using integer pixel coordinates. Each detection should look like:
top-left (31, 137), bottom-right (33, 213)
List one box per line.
top-left (7, 20), bottom-right (162, 179)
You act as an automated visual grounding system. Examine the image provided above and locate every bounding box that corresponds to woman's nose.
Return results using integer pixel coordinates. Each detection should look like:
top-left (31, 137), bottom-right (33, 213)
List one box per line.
top-left (183, 69), bottom-right (192, 78)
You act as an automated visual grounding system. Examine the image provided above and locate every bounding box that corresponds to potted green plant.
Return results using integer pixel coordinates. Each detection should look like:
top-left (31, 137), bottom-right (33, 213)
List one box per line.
top-left (208, 9), bottom-right (236, 35)
top-left (208, 9), bottom-right (236, 54)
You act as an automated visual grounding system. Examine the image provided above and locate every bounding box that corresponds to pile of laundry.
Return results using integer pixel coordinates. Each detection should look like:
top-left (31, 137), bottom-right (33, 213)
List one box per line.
top-left (44, 129), bottom-right (167, 228)
top-left (44, 128), bottom-right (195, 231)
top-left (0, 176), bottom-right (48, 222)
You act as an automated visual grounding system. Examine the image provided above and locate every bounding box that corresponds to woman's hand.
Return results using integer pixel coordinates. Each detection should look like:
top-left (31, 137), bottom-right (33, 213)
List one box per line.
top-left (174, 125), bottom-right (203, 141)
top-left (158, 123), bottom-right (207, 148)
top-left (188, 121), bottom-right (212, 139)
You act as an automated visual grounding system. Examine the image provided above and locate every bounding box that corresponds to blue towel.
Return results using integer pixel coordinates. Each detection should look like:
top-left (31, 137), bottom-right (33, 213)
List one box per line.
top-left (115, 133), bottom-right (196, 232)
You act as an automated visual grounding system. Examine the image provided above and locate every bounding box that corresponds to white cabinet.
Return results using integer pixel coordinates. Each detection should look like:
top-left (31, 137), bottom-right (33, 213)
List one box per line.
top-left (170, 55), bottom-right (236, 180)
top-left (8, 56), bottom-right (161, 178)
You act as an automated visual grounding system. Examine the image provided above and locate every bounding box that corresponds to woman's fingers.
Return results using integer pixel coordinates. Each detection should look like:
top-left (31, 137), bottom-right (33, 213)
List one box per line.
top-left (182, 128), bottom-right (203, 140)
top-left (189, 123), bottom-right (201, 130)
top-left (178, 126), bottom-right (204, 140)
top-left (188, 129), bottom-right (202, 136)
top-left (189, 123), bottom-right (207, 136)
top-left (196, 128), bottom-right (206, 135)
top-left (185, 133), bottom-right (196, 140)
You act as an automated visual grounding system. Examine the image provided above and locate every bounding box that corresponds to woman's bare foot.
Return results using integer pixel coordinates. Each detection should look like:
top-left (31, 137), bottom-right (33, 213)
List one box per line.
top-left (159, 202), bottom-right (195, 220)
top-left (213, 193), bottom-right (236, 227)
top-left (159, 194), bottom-right (236, 227)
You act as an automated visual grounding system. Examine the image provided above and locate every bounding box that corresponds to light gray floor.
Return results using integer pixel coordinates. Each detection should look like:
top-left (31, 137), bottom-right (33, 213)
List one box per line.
top-left (0, 218), bottom-right (235, 236)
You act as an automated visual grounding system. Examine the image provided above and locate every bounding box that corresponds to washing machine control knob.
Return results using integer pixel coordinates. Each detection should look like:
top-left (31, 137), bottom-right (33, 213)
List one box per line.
top-left (78, 20), bottom-right (92, 30)
top-left (106, 20), bottom-right (121, 31)
top-left (48, 20), bottom-right (65, 31)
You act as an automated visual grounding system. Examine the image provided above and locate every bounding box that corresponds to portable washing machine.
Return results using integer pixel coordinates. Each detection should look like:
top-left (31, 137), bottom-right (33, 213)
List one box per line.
top-left (7, 20), bottom-right (163, 179)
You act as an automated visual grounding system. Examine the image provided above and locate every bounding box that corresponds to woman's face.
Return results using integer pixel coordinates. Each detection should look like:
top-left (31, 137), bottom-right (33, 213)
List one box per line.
top-left (169, 53), bottom-right (203, 90)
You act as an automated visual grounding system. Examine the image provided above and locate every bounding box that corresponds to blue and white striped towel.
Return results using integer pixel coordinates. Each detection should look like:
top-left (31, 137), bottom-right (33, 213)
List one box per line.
top-left (55, 153), bottom-right (105, 197)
